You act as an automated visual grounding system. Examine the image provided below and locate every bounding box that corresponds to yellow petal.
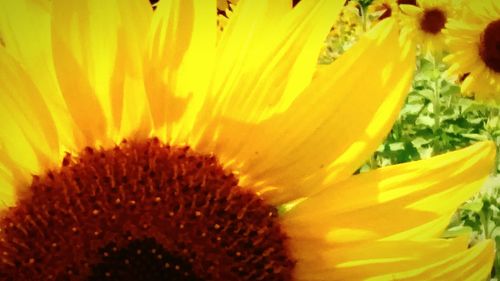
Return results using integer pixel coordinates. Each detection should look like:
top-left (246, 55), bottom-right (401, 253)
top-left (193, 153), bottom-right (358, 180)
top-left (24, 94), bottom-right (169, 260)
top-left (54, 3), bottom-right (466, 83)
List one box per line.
top-left (291, 236), bottom-right (494, 281)
top-left (51, 0), bottom-right (150, 145)
top-left (194, 18), bottom-right (415, 205)
top-left (0, 163), bottom-right (16, 210)
top-left (0, 48), bottom-right (60, 193)
top-left (415, 240), bottom-right (494, 281)
top-left (0, 0), bottom-right (76, 151)
top-left (0, 49), bottom-right (59, 164)
top-left (0, 121), bottom-right (39, 195)
top-left (144, 0), bottom-right (216, 136)
top-left (108, 0), bottom-right (153, 140)
top-left (208, 0), bottom-right (343, 123)
top-left (282, 141), bottom-right (495, 242)
top-left (0, 0), bottom-right (50, 66)
top-left (0, 0), bottom-right (51, 70)
top-left (400, 4), bottom-right (422, 15)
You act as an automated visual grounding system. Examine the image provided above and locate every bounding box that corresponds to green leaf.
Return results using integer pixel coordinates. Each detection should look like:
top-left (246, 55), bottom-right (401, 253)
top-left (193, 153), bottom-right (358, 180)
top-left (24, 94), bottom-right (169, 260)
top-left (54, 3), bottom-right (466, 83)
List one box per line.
top-left (441, 225), bottom-right (473, 238)
top-left (440, 83), bottom-right (460, 97)
top-left (416, 115), bottom-right (435, 127)
top-left (388, 142), bottom-right (405, 151)
top-left (460, 201), bottom-right (484, 213)
top-left (461, 133), bottom-right (489, 141)
top-left (417, 89), bottom-right (435, 101)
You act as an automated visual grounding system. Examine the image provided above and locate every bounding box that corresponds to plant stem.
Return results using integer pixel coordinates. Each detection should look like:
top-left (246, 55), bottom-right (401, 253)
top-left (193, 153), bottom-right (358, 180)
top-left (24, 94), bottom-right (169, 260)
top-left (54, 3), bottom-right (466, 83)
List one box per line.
top-left (359, 6), bottom-right (367, 32)
top-left (479, 209), bottom-right (490, 239)
top-left (490, 107), bottom-right (500, 176)
top-left (493, 144), bottom-right (499, 178)
top-left (431, 54), bottom-right (442, 154)
top-left (433, 75), bottom-right (441, 130)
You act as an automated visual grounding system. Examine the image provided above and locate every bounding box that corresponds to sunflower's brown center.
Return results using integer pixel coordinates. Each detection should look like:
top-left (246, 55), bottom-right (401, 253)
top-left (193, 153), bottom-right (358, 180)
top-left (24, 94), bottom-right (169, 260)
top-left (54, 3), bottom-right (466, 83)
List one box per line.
top-left (479, 19), bottom-right (500, 73)
top-left (87, 238), bottom-right (201, 281)
top-left (0, 139), bottom-right (295, 281)
top-left (420, 8), bottom-right (446, 34)
top-left (397, 0), bottom-right (417, 5)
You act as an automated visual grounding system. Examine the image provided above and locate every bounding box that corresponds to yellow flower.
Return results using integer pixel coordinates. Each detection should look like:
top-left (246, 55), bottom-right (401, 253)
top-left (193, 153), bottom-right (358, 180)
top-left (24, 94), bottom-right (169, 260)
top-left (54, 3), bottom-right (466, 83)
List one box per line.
top-left (0, 0), bottom-right (496, 280)
top-left (444, 0), bottom-right (500, 102)
top-left (399, 0), bottom-right (456, 54)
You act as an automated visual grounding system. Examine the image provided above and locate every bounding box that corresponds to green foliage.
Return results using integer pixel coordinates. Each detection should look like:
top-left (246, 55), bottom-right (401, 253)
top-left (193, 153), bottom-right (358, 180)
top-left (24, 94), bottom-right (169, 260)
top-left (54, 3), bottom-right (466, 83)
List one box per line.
top-left (372, 56), bottom-right (500, 279)
top-left (447, 176), bottom-right (500, 279)
top-left (367, 55), bottom-right (500, 279)
top-left (360, 57), bottom-right (500, 172)
top-left (320, 10), bottom-right (500, 278)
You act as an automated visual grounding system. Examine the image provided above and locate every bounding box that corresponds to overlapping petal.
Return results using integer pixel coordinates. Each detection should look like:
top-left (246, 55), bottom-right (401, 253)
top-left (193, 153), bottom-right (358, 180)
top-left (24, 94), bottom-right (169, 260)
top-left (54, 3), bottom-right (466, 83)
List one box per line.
top-left (283, 141), bottom-right (495, 280)
top-left (0, 50), bottom-right (59, 200)
top-left (0, 0), bottom-right (154, 207)
top-left (0, 0), bottom-right (75, 151)
top-left (291, 236), bottom-right (494, 280)
top-left (144, 0), bottom-right (216, 141)
top-left (193, 17), bottom-right (415, 205)
top-left (282, 141), bottom-right (495, 242)
top-left (51, 0), bottom-right (153, 145)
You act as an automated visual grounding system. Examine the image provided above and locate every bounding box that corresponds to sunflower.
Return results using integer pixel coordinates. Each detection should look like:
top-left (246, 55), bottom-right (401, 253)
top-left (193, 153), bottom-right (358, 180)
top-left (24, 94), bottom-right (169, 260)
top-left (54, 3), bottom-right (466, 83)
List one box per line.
top-left (399, 0), bottom-right (455, 54)
top-left (444, 0), bottom-right (500, 102)
top-left (0, 0), bottom-right (496, 280)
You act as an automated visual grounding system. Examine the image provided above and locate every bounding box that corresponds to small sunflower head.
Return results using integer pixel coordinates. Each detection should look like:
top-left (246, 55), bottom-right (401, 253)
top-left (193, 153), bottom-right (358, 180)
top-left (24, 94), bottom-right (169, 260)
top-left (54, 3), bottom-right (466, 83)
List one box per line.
top-left (399, 0), bottom-right (453, 54)
top-left (479, 19), bottom-right (500, 73)
top-left (443, 0), bottom-right (500, 102)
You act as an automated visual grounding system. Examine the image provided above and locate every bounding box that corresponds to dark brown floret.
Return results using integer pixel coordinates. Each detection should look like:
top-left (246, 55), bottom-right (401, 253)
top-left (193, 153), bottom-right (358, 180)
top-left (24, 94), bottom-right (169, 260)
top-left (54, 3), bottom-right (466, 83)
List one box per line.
top-left (397, 0), bottom-right (417, 6)
top-left (479, 19), bottom-right (500, 73)
top-left (87, 238), bottom-right (202, 281)
top-left (0, 139), bottom-right (295, 281)
top-left (377, 3), bottom-right (393, 20)
top-left (419, 8), bottom-right (447, 35)
top-left (149, 0), bottom-right (159, 10)
top-left (458, 72), bottom-right (470, 83)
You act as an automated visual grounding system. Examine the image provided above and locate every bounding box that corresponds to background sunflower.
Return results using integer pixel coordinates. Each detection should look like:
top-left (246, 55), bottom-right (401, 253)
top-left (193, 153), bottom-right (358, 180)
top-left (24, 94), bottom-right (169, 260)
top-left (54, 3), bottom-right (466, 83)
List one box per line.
top-left (399, 0), bottom-right (457, 55)
top-left (444, 0), bottom-right (500, 102)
